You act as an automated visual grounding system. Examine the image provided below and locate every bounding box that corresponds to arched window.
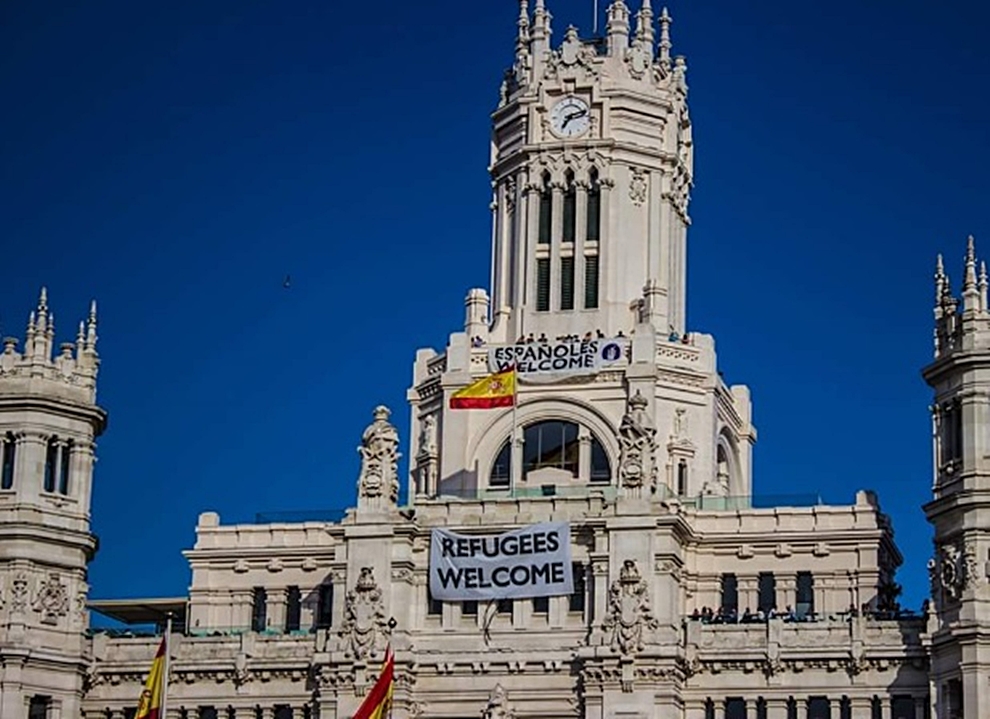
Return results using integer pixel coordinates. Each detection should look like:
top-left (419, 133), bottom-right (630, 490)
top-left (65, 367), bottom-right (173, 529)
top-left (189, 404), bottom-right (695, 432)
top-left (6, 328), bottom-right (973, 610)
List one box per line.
top-left (59, 439), bottom-right (73, 495)
top-left (0, 432), bottom-right (15, 490)
top-left (584, 168), bottom-right (601, 309)
top-left (716, 440), bottom-right (735, 494)
top-left (488, 420), bottom-right (612, 487)
top-left (44, 437), bottom-right (59, 493)
top-left (538, 172), bottom-right (552, 245)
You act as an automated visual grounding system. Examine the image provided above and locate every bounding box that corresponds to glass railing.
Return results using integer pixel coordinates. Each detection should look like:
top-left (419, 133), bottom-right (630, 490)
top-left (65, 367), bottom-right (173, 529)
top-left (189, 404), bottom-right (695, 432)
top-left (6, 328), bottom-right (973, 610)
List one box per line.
top-left (435, 483), bottom-right (618, 501)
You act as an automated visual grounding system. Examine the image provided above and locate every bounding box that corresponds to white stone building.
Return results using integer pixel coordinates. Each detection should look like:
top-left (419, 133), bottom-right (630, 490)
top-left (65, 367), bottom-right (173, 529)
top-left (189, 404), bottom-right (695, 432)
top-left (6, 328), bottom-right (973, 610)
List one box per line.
top-left (0, 3), bottom-right (984, 719)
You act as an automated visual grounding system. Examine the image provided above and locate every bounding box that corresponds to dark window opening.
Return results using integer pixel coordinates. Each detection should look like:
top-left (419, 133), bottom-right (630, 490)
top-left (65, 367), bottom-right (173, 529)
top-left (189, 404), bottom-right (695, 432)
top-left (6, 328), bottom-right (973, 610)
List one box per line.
top-left (538, 173), bottom-right (552, 245)
top-left (316, 583), bottom-right (333, 628)
top-left (251, 587), bottom-right (267, 632)
top-left (677, 460), bottom-right (688, 495)
top-left (758, 572), bottom-right (776, 614)
top-left (490, 441), bottom-right (511, 487)
top-left (58, 439), bottom-right (72, 494)
top-left (198, 708), bottom-right (219, 719)
top-left (720, 573), bottom-right (738, 613)
top-left (586, 169), bottom-right (601, 243)
top-left (274, 706), bottom-right (293, 719)
top-left (562, 172), bottom-right (576, 243)
top-left (725, 698), bottom-right (746, 719)
top-left (584, 254), bottom-right (599, 309)
top-left (807, 696), bottom-right (831, 719)
top-left (28, 696), bottom-right (50, 719)
top-left (427, 586), bottom-right (442, 616)
top-left (532, 595), bottom-right (549, 614)
top-left (590, 438), bottom-right (610, 482)
top-left (560, 255), bottom-right (575, 310)
top-left (943, 400), bottom-right (963, 465)
top-left (43, 437), bottom-right (58, 492)
top-left (285, 585), bottom-right (301, 632)
top-left (570, 563), bottom-right (586, 613)
top-left (462, 600), bottom-right (478, 616)
top-left (536, 257), bottom-right (551, 312)
top-left (1, 433), bottom-right (15, 490)
top-left (523, 421), bottom-right (579, 477)
top-left (796, 571), bottom-right (814, 618)
top-left (497, 597), bottom-right (512, 614)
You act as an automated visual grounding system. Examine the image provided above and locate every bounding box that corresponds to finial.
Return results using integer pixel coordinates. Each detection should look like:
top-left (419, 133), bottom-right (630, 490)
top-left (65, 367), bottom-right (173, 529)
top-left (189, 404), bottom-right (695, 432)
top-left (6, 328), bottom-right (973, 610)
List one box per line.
top-left (85, 299), bottom-right (98, 351)
top-left (935, 253), bottom-right (947, 304)
top-left (963, 235), bottom-right (980, 312)
top-left (658, 7), bottom-right (672, 68)
top-left (27, 310), bottom-right (36, 335)
top-left (635, 0), bottom-right (654, 49)
top-left (38, 286), bottom-right (48, 311)
top-left (980, 260), bottom-right (988, 313)
top-left (77, 320), bottom-right (85, 345)
top-left (517, 0), bottom-right (531, 52)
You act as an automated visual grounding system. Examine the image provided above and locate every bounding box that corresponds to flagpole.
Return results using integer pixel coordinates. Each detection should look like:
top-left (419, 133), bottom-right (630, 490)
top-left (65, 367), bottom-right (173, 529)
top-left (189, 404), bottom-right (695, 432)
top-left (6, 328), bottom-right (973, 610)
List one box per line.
top-left (511, 364), bottom-right (519, 493)
top-left (161, 612), bottom-right (173, 719)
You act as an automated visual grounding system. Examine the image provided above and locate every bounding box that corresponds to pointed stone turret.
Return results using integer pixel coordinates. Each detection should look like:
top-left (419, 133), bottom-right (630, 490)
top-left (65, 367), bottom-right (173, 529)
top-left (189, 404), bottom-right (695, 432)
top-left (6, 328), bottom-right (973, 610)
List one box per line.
top-left (634, 0), bottom-right (654, 54)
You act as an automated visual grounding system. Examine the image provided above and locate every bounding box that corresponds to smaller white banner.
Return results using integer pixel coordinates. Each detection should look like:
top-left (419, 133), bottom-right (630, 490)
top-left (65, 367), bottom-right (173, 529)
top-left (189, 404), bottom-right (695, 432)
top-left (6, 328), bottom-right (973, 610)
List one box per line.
top-left (429, 522), bottom-right (573, 601)
top-left (488, 338), bottom-right (628, 376)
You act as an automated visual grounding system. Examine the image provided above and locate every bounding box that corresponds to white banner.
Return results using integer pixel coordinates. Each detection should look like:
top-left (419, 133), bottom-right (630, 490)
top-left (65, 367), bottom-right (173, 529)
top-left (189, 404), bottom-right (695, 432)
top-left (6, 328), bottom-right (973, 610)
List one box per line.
top-left (488, 338), bottom-right (627, 376)
top-left (429, 522), bottom-right (573, 601)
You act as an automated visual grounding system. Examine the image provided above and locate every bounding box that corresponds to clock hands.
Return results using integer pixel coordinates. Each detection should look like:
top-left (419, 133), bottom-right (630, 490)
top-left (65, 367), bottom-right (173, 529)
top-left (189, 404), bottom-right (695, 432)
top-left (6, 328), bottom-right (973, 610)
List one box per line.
top-left (561, 108), bottom-right (588, 129)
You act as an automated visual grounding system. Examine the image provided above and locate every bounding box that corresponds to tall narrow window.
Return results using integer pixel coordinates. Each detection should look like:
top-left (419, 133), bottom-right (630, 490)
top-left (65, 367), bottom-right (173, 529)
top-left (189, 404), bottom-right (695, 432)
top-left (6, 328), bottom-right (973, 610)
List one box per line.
top-left (490, 442), bottom-right (511, 488)
top-left (560, 255), bottom-right (575, 310)
top-left (758, 573), bottom-right (776, 614)
top-left (590, 438), bottom-right (610, 482)
top-left (724, 698), bottom-right (746, 719)
top-left (677, 460), bottom-right (688, 495)
top-left (285, 586), bottom-right (301, 632)
top-left (538, 172), bottom-right (552, 245)
top-left (569, 562), bottom-right (586, 613)
top-left (562, 171), bottom-right (576, 243)
top-left (43, 437), bottom-right (58, 493)
top-left (586, 169), bottom-right (601, 242)
top-left (58, 439), bottom-right (72, 495)
top-left (1, 433), bottom-right (15, 490)
top-left (584, 254), bottom-right (600, 309)
top-left (795, 572), bottom-right (814, 617)
top-left (720, 573), bottom-right (738, 613)
top-left (316, 583), bottom-right (333, 628)
top-left (536, 257), bottom-right (551, 312)
top-left (942, 400), bottom-right (963, 465)
top-left (251, 587), bottom-right (267, 632)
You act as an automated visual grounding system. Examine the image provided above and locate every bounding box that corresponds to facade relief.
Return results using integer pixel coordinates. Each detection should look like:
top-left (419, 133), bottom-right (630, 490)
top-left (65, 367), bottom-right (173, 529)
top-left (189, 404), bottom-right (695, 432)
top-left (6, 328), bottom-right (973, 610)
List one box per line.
top-left (338, 567), bottom-right (392, 660)
top-left (482, 683), bottom-right (515, 719)
top-left (358, 406), bottom-right (400, 507)
top-left (602, 560), bottom-right (659, 655)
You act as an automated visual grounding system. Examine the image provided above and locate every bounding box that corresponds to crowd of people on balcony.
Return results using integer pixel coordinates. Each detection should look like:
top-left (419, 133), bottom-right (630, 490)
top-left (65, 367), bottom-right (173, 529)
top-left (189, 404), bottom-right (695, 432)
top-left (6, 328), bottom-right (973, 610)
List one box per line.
top-left (687, 602), bottom-right (922, 625)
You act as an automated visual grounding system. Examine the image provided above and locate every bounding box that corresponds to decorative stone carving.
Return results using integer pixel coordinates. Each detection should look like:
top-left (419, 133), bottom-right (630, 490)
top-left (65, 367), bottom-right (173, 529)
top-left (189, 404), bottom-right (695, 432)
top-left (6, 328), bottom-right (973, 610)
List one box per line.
top-left (482, 683), bottom-right (515, 719)
top-left (33, 572), bottom-right (70, 625)
top-left (418, 415), bottom-right (437, 456)
top-left (602, 560), bottom-right (658, 655)
top-left (672, 407), bottom-right (688, 438)
top-left (233, 652), bottom-right (252, 688)
top-left (10, 572), bottom-right (28, 613)
top-left (504, 177), bottom-right (517, 214)
top-left (629, 168), bottom-right (648, 206)
top-left (358, 406), bottom-right (400, 507)
top-left (934, 541), bottom-right (978, 602)
top-left (618, 391), bottom-right (657, 493)
top-left (338, 567), bottom-right (392, 660)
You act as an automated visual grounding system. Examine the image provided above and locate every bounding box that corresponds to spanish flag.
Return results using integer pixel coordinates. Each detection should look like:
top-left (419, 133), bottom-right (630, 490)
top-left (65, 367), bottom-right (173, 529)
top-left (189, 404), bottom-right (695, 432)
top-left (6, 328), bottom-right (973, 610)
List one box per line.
top-left (449, 369), bottom-right (516, 409)
top-left (135, 638), bottom-right (167, 719)
top-left (353, 646), bottom-right (395, 719)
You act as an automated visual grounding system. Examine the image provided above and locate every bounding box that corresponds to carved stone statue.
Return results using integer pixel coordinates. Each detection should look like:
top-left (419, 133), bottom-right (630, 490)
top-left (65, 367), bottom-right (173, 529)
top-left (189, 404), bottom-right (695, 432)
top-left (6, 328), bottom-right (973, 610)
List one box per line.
top-left (603, 560), bottom-right (659, 655)
top-left (933, 541), bottom-right (977, 604)
top-left (358, 406), bottom-right (400, 507)
top-left (33, 572), bottom-right (69, 626)
top-left (338, 567), bottom-right (392, 660)
top-left (618, 391), bottom-right (657, 492)
top-left (482, 683), bottom-right (515, 719)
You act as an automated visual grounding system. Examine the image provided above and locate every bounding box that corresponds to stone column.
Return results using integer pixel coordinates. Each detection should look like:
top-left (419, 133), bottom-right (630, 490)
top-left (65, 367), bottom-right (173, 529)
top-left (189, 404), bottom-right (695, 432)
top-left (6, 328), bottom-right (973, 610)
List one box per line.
top-left (765, 697), bottom-right (788, 718)
top-left (879, 695), bottom-right (891, 718)
top-left (777, 576), bottom-right (796, 613)
top-left (578, 428), bottom-right (592, 481)
top-left (849, 696), bottom-right (873, 718)
top-left (738, 575), bottom-right (758, 614)
top-left (549, 179), bottom-right (564, 311)
top-left (682, 699), bottom-right (706, 719)
top-left (267, 588), bottom-right (288, 633)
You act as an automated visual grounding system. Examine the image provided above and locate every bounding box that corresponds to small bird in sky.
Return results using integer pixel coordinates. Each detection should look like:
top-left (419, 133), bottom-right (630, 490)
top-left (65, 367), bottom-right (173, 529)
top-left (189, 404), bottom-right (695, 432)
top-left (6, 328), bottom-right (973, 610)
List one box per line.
top-left (282, 274), bottom-right (291, 289)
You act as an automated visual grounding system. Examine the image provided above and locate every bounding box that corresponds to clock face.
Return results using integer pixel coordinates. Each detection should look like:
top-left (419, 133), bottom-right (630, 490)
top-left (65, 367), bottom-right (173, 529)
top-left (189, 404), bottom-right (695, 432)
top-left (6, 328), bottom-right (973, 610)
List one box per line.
top-left (550, 97), bottom-right (591, 138)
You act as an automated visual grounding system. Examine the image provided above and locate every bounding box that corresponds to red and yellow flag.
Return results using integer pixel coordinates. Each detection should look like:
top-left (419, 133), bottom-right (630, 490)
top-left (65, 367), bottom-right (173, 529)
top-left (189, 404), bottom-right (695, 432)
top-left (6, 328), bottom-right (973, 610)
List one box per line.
top-left (449, 369), bottom-right (516, 409)
top-left (135, 638), bottom-right (167, 719)
top-left (353, 646), bottom-right (395, 719)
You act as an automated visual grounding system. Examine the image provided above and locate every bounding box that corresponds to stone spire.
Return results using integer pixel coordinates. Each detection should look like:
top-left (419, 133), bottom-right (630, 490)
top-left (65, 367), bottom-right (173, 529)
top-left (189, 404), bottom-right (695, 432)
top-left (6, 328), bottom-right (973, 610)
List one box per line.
top-left (634, 0), bottom-right (654, 53)
top-left (658, 7), bottom-right (672, 69)
top-left (934, 253), bottom-right (947, 318)
top-left (963, 235), bottom-right (980, 313)
top-left (980, 261), bottom-right (988, 312)
top-left (516, 0), bottom-right (531, 56)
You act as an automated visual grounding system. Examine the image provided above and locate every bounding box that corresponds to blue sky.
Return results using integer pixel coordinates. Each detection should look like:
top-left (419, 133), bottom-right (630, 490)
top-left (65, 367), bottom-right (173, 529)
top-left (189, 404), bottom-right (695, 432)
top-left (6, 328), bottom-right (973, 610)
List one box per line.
top-left (2, 0), bottom-right (988, 611)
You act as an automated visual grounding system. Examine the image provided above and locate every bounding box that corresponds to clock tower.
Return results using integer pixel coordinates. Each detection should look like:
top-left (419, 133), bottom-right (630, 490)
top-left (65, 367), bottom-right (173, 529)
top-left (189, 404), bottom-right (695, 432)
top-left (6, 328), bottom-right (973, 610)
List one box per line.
top-left (488, 0), bottom-right (693, 344)
top-left (923, 237), bottom-right (990, 719)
